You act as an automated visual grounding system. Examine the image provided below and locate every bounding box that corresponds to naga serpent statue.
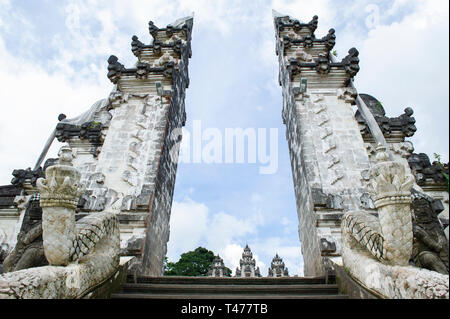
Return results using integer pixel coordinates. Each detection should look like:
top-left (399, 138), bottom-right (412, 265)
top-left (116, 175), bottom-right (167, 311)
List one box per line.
top-left (341, 145), bottom-right (449, 298)
top-left (342, 145), bottom-right (415, 266)
top-left (0, 146), bottom-right (120, 299)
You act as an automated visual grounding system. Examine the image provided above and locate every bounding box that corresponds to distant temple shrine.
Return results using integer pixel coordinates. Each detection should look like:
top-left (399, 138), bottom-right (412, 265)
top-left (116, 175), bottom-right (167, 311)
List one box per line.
top-left (235, 245), bottom-right (261, 277)
top-left (208, 255), bottom-right (227, 277)
top-left (268, 254), bottom-right (289, 277)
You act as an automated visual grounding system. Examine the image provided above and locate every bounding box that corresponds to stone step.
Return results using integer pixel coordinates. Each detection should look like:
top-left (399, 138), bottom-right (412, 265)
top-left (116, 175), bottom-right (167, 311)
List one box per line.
top-left (120, 283), bottom-right (339, 295)
top-left (111, 293), bottom-right (348, 299)
top-left (112, 275), bottom-right (346, 299)
top-left (125, 275), bottom-right (334, 285)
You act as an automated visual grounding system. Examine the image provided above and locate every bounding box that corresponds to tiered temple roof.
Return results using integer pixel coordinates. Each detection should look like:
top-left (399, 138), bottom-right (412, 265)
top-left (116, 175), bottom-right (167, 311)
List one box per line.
top-left (208, 255), bottom-right (227, 277)
top-left (268, 253), bottom-right (289, 277)
top-left (235, 245), bottom-right (261, 277)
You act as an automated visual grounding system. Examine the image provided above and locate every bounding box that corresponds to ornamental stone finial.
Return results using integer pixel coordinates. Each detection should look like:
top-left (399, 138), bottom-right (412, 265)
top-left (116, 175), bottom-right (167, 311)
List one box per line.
top-left (37, 146), bottom-right (82, 210)
top-left (36, 146), bottom-right (83, 265)
top-left (364, 144), bottom-right (415, 265)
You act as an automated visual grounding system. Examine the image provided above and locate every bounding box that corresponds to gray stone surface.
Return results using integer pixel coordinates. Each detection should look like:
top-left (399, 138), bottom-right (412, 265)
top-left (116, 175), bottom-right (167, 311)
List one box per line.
top-left (274, 13), bottom-right (370, 276)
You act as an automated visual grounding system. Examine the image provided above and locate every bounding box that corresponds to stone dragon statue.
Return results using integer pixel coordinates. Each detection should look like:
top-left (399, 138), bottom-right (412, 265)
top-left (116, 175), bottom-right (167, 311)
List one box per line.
top-left (0, 146), bottom-right (120, 299)
top-left (341, 145), bottom-right (449, 299)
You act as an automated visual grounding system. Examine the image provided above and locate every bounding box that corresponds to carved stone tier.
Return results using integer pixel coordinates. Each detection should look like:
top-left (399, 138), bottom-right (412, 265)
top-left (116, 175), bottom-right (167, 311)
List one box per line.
top-left (107, 56), bottom-right (176, 84)
top-left (55, 121), bottom-right (104, 146)
top-left (408, 153), bottom-right (449, 188)
top-left (274, 15), bottom-right (319, 36)
top-left (356, 94), bottom-right (417, 143)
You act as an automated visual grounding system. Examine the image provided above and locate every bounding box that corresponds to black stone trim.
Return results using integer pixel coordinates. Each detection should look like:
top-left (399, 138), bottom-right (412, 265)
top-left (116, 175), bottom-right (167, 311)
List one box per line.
top-left (11, 168), bottom-right (43, 187)
top-left (148, 20), bottom-right (193, 41)
top-left (311, 188), bottom-right (344, 210)
top-left (131, 36), bottom-right (184, 57)
top-left (287, 48), bottom-right (360, 77)
top-left (10, 158), bottom-right (57, 189)
top-left (0, 185), bottom-right (22, 207)
top-left (282, 28), bottom-right (336, 51)
top-left (408, 153), bottom-right (449, 186)
top-left (275, 15), bottom-right (318, 34)
top-left (55, 121), bottom-right (104, 145)
top-left (107, 55), bottom-right (176, 84)
top-left (356, 94), bottom-right (417, 138)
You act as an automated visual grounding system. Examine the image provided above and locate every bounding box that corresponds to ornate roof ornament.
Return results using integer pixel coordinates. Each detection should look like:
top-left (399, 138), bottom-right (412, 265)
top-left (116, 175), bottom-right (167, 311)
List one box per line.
top-left (268, 253), bottom-right (289, 277)
top-left (355, 94), bottom-right (417, 140)
top-left (235, 245), bottom-right (261, 277)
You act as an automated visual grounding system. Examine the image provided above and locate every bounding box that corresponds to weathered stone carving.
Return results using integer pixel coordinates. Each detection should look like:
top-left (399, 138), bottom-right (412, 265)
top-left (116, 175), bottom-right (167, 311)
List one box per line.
top-left (55, 121), bottom-right (104, 146)
top-left (311, 188), bottom-right (344, 210)
top-left (411, 194), bottom-right (449, 274)
top-left (316, 53), bottom-right (330, 74)
top-left (36, 146), bottom-right (83, 265)
top-left (152, 51), bottom-right (177, 68)
top-left (107, 55), bottom-right (126, 84)
top-left (131, 35), bottom-right (145, 56)
top-left (2, 196), bottom-right (47, 272)
top-left (322, 28), bottom-right (336, 50)
top-left (337, 87), bottom-right (357, 104)
top-left (408, 153), bottom-right (449, 186)
top-left (356, 94), bottom-right (417, 140)
top-left (341, 145), bottom-right (449, 298)
top-left (343, 145), bottom-right (415, 265)
top-left (0, 146), bottom-right (120, 298)
top-left (342, 48), bottom-right (360, 77)
top-left (275, 15), bottom-right (318, 34)
top-left (36, 146), bottom-right (119, 266)
top-left (11, 168), bottom-right (43, 187)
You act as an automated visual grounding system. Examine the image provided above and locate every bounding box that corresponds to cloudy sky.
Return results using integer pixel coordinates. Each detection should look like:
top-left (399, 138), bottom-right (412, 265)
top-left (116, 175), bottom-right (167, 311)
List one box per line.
top-left (0, 0), bottom-right (448, 276)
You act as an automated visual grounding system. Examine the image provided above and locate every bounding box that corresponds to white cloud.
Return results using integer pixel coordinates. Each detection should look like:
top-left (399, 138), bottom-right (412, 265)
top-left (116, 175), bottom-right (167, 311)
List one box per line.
top-left (0, 35), bottom-right (112, 184)
top-left (167, 196), bottom-right (256, 261)
top-left (356, 0), bottom-right (449, 161)
top-left (222, 243), bottom-right (244, 273)
top-left (250, 237), bottom-right (303, 276)
top-left (0, 0), bottom-right (447, 280)
top-left (166, 197), bottom-right (209, 259)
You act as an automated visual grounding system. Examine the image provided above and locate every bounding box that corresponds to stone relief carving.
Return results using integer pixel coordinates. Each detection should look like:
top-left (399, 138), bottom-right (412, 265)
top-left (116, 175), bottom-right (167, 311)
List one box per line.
top-left (2, 196), bottom-right (48, 273)
top-left (316, 53), bottom-right (330, 74)
top-left (411, 194), bottom-right (449, 275)
top-left (341, 145), bottom-right (449, 298)
top-left (322, 28), bottom-right (335, 50)
top-left (342, 48), bottom-right (360, 77)
top-left (35, 146), bottom-right (119, 265)
top-left (337, 87), bottom-right (357, 104)
top-left (356, 94), bottom-right (417, 140)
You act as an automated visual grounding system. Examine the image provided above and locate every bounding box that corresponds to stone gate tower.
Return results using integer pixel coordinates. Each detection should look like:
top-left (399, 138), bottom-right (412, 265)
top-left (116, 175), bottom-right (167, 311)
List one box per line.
top-left (0, 16), bottom-right (193, 276)
top-left (79, 16), bottom-right (193, 275)
top-left (273, 13), bottom-right (372, 276)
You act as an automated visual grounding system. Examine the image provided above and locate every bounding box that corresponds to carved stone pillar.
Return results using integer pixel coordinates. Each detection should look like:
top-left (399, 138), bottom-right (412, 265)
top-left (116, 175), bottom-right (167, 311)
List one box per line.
top-left (366, 145), bottom-right (415, 265)
top-left (36, 146), bottom-right (83, 266)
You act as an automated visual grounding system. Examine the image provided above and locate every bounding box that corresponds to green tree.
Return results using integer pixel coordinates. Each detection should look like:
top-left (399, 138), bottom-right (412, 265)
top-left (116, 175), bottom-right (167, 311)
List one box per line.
top-left (164, 247), bottom-right (232, 277)
top-left (434, 153), bottom-right (449, 192)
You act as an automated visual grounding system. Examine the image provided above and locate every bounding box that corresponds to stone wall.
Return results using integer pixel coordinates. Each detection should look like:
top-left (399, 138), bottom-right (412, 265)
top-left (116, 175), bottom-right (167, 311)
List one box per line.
top-left (274, 13), bottom-right (371, 276)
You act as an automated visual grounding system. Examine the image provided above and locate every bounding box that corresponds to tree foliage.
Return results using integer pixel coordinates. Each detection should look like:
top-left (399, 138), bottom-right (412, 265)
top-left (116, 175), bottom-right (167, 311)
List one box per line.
top-left (164, 247), bottom-right (232, 277)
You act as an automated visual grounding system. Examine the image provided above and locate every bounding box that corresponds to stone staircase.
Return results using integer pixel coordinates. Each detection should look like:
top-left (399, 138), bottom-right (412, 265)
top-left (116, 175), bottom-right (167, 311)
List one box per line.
top-left (111, 275), bottom-right (348, 299)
